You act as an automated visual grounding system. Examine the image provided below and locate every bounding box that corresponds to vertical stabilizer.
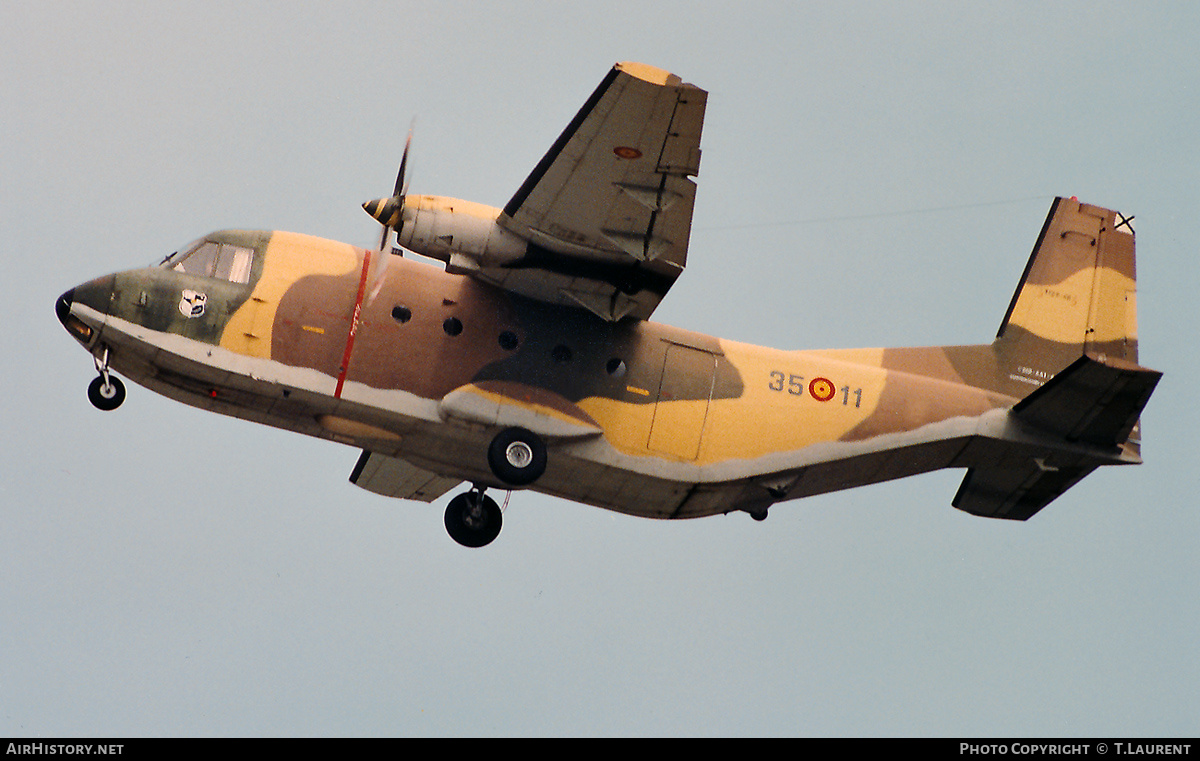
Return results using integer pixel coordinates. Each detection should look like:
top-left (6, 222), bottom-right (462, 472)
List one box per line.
top-left (994, 197), bottom-right (1139, 395)
top-left (951, 198), bottom-right (1157, 520)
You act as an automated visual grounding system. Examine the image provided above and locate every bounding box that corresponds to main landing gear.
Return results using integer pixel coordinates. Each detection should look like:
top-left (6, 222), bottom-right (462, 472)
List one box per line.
top-left (487, 427), bottom-right (546, 486)
top-left (87, 346), bottom-right (125, 411)
top-left (443, 428), bottom-right (549, 548)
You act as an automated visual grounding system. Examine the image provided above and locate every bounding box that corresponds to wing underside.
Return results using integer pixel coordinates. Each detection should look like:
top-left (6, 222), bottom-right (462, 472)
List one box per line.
top-left (489, 62), bottom-right (707, 321)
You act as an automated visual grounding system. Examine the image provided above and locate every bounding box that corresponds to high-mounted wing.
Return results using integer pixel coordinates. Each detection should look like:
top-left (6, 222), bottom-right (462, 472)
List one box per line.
top-left (365, 62), bottom-right (707, 322)
top-left (492, 62), bottom-right (707, 321)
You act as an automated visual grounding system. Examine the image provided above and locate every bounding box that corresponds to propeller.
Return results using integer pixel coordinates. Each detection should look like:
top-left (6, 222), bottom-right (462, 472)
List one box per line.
top-left (363, 127), bottom-right (413, 252)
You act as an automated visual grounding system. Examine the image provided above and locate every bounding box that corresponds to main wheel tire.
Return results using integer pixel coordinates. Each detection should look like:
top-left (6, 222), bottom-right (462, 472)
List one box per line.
top-left (487, 427), bottom-right (547, 486)
top-left (444, 492), bottom-right (502, 548)
top-left (87, 375), bottom-right (126, 411)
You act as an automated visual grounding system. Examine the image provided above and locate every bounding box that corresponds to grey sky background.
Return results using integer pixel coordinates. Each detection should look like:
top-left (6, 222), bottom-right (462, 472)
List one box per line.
top-left (3, 1), bottom-right (1197, 737)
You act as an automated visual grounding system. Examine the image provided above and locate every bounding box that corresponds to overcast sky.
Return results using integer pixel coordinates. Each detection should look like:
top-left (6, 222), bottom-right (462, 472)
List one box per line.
top-left (3, 1), bottom-right (1197, 737)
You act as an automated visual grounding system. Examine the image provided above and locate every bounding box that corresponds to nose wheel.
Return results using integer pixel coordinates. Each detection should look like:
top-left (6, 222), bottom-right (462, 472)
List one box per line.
top-left (444, 487), bottom-right (503, 548)
top-left (87, 346), bottom-right (125, 411)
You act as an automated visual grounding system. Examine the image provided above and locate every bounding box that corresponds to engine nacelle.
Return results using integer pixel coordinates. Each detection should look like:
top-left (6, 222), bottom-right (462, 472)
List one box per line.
top-left (394, 195), bottom-right (527, 272)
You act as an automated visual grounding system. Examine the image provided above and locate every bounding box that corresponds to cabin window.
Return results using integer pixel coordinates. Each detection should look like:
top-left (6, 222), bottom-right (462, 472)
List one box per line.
top-left (498, 331), bottom-right (519, 351)
top-left (392, 305), bottom-right (412, 324)
top-left (551, 345), bottom-right (573, 363)
top-left (167, 241), bottom-right (254, 284)
top-left (443, 317), bottom-right (463, 336)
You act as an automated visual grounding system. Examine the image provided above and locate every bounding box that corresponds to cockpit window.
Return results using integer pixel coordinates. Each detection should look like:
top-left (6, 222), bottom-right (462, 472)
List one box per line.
top-left (159, 238), bottom-right (204, 267)
top-left (163, 239), bottom-right (254, 284)
top-left (213, 244), bottom-right (254, 283)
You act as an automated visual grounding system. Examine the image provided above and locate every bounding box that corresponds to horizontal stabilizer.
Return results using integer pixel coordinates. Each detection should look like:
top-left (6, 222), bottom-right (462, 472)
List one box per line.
top-left (953, 463), bottom-right (1095, 520)
top-left (349, 451), bottom-right (461, 502)
top-left (953, 354), bottom-right (1160, 520)
top-left (1012, 353), bottom-right (1161, 447)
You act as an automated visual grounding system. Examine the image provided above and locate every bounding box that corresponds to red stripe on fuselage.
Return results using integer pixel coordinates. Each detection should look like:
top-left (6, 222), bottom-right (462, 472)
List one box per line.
top-left (334, 247), bottom-right (373, 399)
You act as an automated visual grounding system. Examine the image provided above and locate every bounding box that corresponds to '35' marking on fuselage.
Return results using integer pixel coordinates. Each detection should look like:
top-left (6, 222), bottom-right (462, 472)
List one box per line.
top-left (767, 371), bottom-right (863, 408)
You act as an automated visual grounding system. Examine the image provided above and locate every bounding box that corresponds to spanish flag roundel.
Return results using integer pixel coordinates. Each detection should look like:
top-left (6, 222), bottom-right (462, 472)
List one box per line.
top-left (809, 377), bottom-right (836, 402)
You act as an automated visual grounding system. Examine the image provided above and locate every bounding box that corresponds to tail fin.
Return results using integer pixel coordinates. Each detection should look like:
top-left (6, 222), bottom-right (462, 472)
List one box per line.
top-left (951, 197), bottom-right (1160, 520)
top-left (993, 196), bottom-right (1140, 392)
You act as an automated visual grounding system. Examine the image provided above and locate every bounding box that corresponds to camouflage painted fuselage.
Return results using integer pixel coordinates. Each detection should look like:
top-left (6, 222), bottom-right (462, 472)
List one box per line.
top-left (59, 199), bottom-right (1157, 521)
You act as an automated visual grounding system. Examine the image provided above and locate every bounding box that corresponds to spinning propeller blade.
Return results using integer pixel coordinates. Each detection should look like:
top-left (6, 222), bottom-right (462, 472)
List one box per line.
top-left (363, 126), bottom-right (414, 252)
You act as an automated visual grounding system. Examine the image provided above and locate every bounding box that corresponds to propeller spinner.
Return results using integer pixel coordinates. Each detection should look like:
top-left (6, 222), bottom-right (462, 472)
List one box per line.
top-left (362, 129), bottom-right (412, 251)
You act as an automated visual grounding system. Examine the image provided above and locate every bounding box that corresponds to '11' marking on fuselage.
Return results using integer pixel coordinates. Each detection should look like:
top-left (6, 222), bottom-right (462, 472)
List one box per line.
top-left (767, 371), bottom-right (862, 407)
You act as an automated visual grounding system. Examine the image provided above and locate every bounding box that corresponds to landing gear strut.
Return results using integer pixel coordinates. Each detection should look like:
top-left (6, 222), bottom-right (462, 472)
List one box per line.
top-left (87, 346), bottom-right (125, 411)
top-left (444, 486), bottom-right (503, 548)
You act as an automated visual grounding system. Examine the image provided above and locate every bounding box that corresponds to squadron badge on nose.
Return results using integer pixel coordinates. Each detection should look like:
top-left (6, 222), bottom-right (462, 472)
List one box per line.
top-left (179, 290), bottom-right (207, 318)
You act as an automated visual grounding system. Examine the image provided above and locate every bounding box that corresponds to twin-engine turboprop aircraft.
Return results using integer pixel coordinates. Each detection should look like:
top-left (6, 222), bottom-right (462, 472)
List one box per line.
top-left (57, 62), bottom-right (1161, 547)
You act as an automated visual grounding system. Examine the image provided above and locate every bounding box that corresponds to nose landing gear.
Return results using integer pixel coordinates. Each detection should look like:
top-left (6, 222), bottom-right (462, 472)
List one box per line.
top-left (87, 346), bottom-right (125, 411)
top-left (444, 486), bottom-right (504, 548)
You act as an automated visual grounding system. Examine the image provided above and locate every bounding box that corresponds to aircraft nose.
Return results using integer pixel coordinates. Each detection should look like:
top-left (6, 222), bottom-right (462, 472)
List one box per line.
top-left (68, 275), bottom-right (114, 315)
top-left (55, 288), bottom-right (74, 328)
top-left (56, 275), bottom-right (113, 343)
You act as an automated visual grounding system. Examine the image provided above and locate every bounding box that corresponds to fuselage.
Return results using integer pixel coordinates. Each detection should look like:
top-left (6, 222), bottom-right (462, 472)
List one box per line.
top-left (58, 229), bottom-right (1030, 519)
